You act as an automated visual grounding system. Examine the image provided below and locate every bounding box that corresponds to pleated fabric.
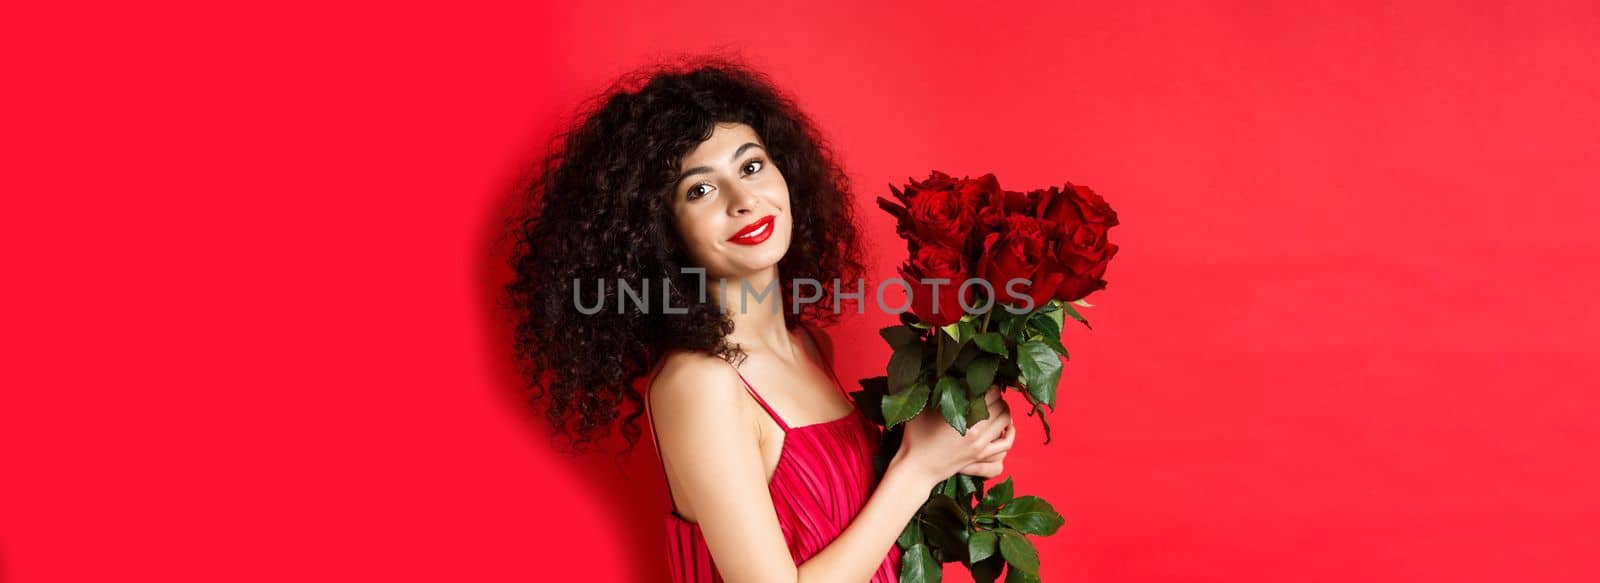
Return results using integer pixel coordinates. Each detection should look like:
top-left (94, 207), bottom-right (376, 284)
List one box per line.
top-left (647, 328), bottom-right (902, 582)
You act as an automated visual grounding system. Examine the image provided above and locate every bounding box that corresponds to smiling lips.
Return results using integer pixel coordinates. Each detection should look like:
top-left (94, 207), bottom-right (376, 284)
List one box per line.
top-left (726, 214), bottom-right (776, 245)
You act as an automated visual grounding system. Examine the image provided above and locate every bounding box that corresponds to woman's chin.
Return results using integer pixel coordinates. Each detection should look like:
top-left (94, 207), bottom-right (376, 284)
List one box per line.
top-left (714, 256), bottom-right (785, 281)
top-left (724, 239), bottom-right (789, 265)
top-left (731, 258), bottom-right (784, 278)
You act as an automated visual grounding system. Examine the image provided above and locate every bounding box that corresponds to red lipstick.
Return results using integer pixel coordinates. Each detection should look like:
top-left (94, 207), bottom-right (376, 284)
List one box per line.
top-left (726, 214), bottom-right (776, 245)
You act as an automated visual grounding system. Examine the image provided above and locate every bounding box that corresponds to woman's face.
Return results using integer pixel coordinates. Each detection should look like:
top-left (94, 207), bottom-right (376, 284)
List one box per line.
top-left (669, 122), bottom-right (792, 280)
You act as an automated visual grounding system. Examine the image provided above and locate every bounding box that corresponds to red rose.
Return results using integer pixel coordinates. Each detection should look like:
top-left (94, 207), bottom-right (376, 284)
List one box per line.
top-left (956, 173), bottom-right (1002, 209)
top-left (993, 189), bottom-right (1037, 215)
top-left (878, 171), bottom-right (988, 252)
top-left (882, 173), bottom-right (1121, 310)
top-left (1001, 214), bottom-right (1045, 237)
top-left (1040, 182), bottom-right (1119, 229)
top-left (900, 244), bottom-right (970, 326)
top-left (977, 218), bottom-right (1065, 311)
top-left (906, 188), bottom-right (974, 250)
top-left (973, 189), bottom-right (1035, 250)
top-left (1048, 223), bottom-right (1119, 302)
top-left (975, 205), bottom-right (1007, 241)
top-left (916, 169), bottom-right (961, 191)
top-left (1037, 183), bottom-right (1120, 302)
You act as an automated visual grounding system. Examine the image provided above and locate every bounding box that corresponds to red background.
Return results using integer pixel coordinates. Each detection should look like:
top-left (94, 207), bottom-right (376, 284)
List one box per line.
top-left (4, 1), bottom-right (1597, 581)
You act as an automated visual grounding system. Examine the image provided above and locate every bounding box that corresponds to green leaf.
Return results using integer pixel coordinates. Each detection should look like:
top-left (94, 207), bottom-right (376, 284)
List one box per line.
top-left (968, 529), bottom-right (998, 563)
top-left (956, 474), bottom-right (979, 500)
top-left (881, 325), bottom-right (921, 348)
top-left (901, 310), bottom-right (937, 330)
top-left (888, 343), bottom-right (924, 393)
top-left (965, 390), bottom-right (990, 427)
top-left (899, 543), bottom-right (942, 583)
top-left (1061, 301), bottom-right (1092, 330)
top-left (1016, 341), bottom-right (1062, 409)
top-left (965, 355), bottom-right (999, 396)
top-left (961, 376), bottom-right (984, 400)
top-left (930, 539), bottom-right (961, 565)
top-left (979, 476), bottom-right (1014, 513)
top-left (935, 376), bottom-right (970, 435)
top-left (1044, 301), bottom-right (1065, 335)
top-left (1004, 562), bottom-right (1041, 583)
top-left (850, 376), bottom-right (889, 425)
top-left (960, 319), bottom-right (978, 342)
top-left (953, 340), bottom-right (981, 370)
top-left (1000, 315), bottom-right (1026, 342)
top-left (897, 517), bottom-right (923, 549)
top-left (974, 332), bottom-right (1007, 355)
top-left (940, 323), bottom-right (962, 341)
top-left (988, 302), bottom-right (1014, 324)
top-left (882, 381), bottom-right (930, 428)
top-left (920, 495), bottom-right (970, 556)
top-left (1028, 310), bottom-right (1061, 343)
top-left (997, 530), bottom-right (1039, 576)
top-left (1029, 308), bottom-right (1068, 358)
top-left (1039, 332), bottom-right (1069, 359)
top-left (925, 494), bottom-right (972, 527)
top-left (941, 475), bottom-right (959, 499)
top-left (996, 496), bottom-right (1064, 536)
top-left (971, 554), bottom-right (1005, 583)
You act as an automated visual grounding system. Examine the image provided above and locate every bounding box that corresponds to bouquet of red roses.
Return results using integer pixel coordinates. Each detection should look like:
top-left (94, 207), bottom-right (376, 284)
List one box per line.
top-left (850, 170), bottom-right (1119, 582)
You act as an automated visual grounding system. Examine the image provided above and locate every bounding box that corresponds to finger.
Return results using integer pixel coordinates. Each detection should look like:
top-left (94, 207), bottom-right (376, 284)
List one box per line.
top-left (987, 418), bottom-right (1015, 445)
top-left (981, 426), bottom-right (1015, 457)
top-left (960, 461), bottom-right (1002, 478)
top-left (981, 429), bottom-right (1014, 456)
top-left (983, 411), bottom-right (1013, 440)
top-left (970, 408), bottom-right (1010, 437)
top-left (973, 447), bottom-right (1008, 463)
top-left (984, 387), bottom-right (1001, 406)
top-left (965, 419), bottom-right (996, 441)
top-left (984, 396), bottom-right (1005, 419)
top-left (985, 408), bottom-right (1011, 429)
top-left (983, 396), bottom-right (1009, 422)
top-left (998, 411), bottom-right (1015, 434)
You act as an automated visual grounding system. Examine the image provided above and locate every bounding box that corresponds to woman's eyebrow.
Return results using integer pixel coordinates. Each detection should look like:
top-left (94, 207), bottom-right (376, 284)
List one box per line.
top-left (677, 142), bottom-right (765, 183)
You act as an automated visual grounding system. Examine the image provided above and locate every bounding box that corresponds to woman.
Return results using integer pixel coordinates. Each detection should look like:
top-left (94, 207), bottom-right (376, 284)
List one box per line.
top-left (505, 56), bottom-right (1017, 582)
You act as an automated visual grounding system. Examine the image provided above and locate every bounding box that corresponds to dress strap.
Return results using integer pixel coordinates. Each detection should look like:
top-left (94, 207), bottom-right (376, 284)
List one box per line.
top-left (728, 363), bottom-right (792, 432)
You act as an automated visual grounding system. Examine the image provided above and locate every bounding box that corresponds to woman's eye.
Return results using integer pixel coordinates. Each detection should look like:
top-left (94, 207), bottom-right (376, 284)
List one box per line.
top-left (686, 160), bottom-right (762, 200)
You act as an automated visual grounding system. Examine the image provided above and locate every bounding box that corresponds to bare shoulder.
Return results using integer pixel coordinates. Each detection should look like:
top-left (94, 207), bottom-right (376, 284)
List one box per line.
top-left (648, 350), bottom-right (765, 514)
top-left (648, 350), bottom-right (750, 427)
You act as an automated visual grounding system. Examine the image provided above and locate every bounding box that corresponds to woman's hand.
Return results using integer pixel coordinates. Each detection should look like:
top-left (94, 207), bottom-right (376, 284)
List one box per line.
top-left (892, 385), bottom-right (1016, 486)
top-left (957, 397), bottom-right (1016, 479)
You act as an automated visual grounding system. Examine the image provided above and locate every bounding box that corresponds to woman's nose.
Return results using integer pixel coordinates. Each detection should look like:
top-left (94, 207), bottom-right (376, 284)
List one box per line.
top-left (726, 184), bottom-right (758, 215)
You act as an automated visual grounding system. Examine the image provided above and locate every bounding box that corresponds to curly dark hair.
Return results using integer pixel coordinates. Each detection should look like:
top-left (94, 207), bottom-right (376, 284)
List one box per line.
top-left (501, 55), bottom-right (867, 455)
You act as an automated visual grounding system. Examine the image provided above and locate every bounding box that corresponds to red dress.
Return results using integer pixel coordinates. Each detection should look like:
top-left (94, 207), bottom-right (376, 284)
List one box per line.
top-left (645, 327), bottom-right (902, 582)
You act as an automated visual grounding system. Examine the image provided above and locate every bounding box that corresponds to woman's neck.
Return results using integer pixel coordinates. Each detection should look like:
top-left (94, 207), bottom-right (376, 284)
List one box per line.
top-left (714, 267), bottom-right (798, 364)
